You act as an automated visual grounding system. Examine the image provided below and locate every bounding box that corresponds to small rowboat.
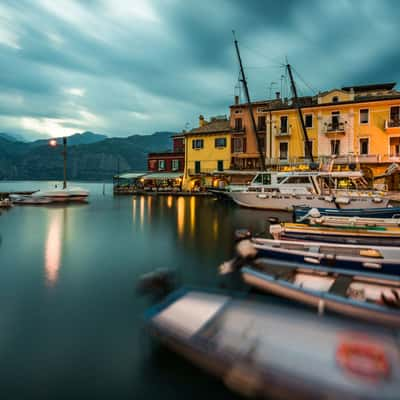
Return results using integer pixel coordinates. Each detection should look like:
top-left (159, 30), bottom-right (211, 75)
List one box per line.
top-left (146, 287), bottom-right (400, 399)
top-left (306, 215), bottom-right (400, 228)
top-left (293, 205), bottom-right (400, 221)
top-left (270, 222), bottom-right (400, 246)
top-left (243, 238), bottom-right (400, 276)
top-left (241, 257), bottom-right (400, 327)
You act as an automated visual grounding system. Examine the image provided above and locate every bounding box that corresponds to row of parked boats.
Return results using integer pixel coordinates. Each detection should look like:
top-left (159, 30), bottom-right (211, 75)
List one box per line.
top-left (142, 204), bottom-right (400, 399)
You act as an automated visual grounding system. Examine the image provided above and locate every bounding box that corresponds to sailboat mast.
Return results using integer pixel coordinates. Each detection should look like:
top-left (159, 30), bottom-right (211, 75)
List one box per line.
top-left (286, 64), bottom-right (314, 163)
top-left (233, 31), bottom-right (266, 170)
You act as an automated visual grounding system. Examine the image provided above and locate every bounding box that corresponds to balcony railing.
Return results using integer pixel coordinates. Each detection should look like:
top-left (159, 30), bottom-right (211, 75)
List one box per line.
top-left (385, 119), bottom-right (400, 129)
top-left (325, 121), bottom-right (345, 133)
top-left (232, 126), bottom-right (246, 134)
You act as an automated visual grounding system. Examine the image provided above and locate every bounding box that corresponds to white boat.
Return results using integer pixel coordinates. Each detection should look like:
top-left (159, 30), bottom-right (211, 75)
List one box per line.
top-left (31, 187), bottom-right (89, 202)
top-left (9, 194), bottom-right (54, 205)
top-left (227, 171), bottom-right (388, 210)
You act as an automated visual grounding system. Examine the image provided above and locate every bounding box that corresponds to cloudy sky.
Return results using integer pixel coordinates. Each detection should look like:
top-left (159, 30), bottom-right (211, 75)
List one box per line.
top-left (0, 0), bottom-right (399, 140)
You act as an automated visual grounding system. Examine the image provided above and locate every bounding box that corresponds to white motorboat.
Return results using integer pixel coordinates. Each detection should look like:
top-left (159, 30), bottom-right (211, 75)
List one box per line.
top-left (227, 171), bottom-right (388, 210)
top-left (31, 187), bottom-right (89, 202)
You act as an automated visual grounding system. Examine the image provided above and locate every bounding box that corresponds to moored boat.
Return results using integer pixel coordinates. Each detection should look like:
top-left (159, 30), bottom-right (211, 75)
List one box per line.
top-left (241, 257), bottom-right (400, 327)
top-left (31, 187), bottom-right (89, 202)
top-left (146, 287), bottom-right (400, 399)
top-left (0, 198), bottom-right (13, 208)
top-left (270, 222), bottom-right (400, 246)
top-left (241, 238), bottom-right (400, 276)
top-left (10, 194), bottom-right (54, 205)
top-left (293, 205), bottom-right (400, 220)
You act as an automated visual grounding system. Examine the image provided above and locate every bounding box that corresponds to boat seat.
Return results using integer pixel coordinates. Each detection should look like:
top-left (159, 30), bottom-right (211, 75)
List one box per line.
top-left (328, 275), bottom-right (353, 297)
top-left (257, 264), bottom-right (297, 282)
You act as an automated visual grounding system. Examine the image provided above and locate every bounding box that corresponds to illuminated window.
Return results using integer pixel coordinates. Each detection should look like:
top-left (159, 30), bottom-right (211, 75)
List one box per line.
top-left (158, 160), bottom-right (166, 170)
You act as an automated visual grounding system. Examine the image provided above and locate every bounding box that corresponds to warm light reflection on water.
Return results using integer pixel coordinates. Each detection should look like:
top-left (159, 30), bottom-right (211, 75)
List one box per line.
top-left (147, 196), bottom-right (152, 218)
top-left (139, 196), bottom-right (145, 228)
top-left (212, 216), bottom-right (219, 240)
top-left (45, 209), bottom-right (64, 287)
top-left (177, 196), bottom-right (185, 238)
top-left (132, 197), bottom-right (136, 222)
top-left (190, 196), bottom-right (196, 237)
top-left (167, 196), bottom-right (173, 208)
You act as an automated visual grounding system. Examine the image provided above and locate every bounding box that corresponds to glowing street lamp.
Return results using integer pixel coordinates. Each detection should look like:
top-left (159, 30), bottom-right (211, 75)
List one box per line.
top-left (49, 137), bottom-right (68, 189)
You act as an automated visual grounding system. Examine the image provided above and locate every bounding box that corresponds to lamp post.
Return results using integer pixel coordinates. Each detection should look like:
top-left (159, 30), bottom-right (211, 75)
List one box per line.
top-left (49, 137), bottom-right (67, 189)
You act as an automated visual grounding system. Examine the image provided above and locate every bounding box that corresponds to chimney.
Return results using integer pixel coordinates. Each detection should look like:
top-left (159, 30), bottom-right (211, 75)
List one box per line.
top-left (275, 92), bottom-right (281, 100)
top-left (199, 114), bottom-right (206, 127)
top-left (234, 95), bottom-right (239, 105)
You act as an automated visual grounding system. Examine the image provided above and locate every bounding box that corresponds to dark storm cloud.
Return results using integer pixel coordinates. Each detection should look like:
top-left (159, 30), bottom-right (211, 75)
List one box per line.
top-left (0, 0), bottom-right (399, 139)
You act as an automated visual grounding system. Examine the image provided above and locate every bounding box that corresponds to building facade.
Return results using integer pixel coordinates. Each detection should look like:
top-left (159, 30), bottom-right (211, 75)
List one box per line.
top-left (229, 83), bottom-right (400, 183)
top-left (183, 115), bottom-right (231, 190)
top-left (147, 134), bottom-right (185, 172)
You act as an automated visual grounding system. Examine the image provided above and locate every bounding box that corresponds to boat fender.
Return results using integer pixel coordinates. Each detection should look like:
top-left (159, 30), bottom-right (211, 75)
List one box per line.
top-left (324, 196), bottom-right (333, 202)
top-left (373, 197), bottom-right (383, 203)
top-left (362, 262), bottom-right (382, 269)
top-left (236, 240), bottom-right (258, 259)
top-left (304, 257), bottom-right (320, 265)
top-left (267, 216), bottom-right (280, 224)
top-left (269, 224), bottom-right (282, 239)
top-left (335, 196), bottom-right (351, 205)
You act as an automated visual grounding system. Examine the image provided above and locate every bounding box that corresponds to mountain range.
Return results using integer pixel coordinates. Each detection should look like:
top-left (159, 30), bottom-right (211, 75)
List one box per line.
top-left (0, 131), bottom-right (174, 181)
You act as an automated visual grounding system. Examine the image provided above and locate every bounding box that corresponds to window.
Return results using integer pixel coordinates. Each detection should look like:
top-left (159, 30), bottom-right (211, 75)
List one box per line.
top-left (217, 160), bottom-right (224, 171)
top-left (192, 139), bottom-right (204, 149)
top-left (360, 109), bottom-right (369, 124)
top-left (331, 111), bottom-right (340, 130)
top-left (258, 136), bottom-right (265, 153)
top-left (304, 141), bottom-right (313, 159)
top-left (390, 106), bottom-right (400, 126)
top-left (279, 142), bottom-right (288, 160)
top-left (253, 174), bottom-right (271, 185)
top-left (195, 161), bottom-right (201, 174)
top-left (359, 138), bottom-right (369, 155)
top-left (258, 116), bottom-right (266, 130)
top-left (214, 137), bottom-right (226, 148)
top-left (332, 96), bottom-right (339, 103)
top-left (285, 176), bottom-right (312, 184)
top-left (331, 139), bottom-right (340, 155)
top-left (172, 159), bottom-right (180, 171)
top-left (158, 160), bottom-right (166, 170)
top-left (232, 137), bottom-right (243, 153)
top-left (305, 114), bottom-right (313, 128)
top-left (280, 116), bottom-right (288, 133)
top-left (234, 118), bottom-right (243, 130)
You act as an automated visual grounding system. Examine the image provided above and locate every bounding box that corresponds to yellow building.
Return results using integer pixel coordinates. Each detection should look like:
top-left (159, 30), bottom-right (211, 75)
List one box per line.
top-left (229, 83), bottom-right (400, 187)
top-left (183, 115), bottom-right (231, 190)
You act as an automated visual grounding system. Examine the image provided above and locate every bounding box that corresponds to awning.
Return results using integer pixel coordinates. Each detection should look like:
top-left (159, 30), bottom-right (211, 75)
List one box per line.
top-left (114, 172), bottom-right (146, 179)
top-left (142, 172), bottom-right (183, 180)
top-left (211, 170), bottom-right (258, 175)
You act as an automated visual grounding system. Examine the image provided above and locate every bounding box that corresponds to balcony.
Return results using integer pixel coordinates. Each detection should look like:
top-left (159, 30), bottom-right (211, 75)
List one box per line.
top-left (325, 121), bottom-right (345, 134)
top-left (232, 126), bottom-right (246, 134)
top-left (385, 119), bottom-right (400, 131)
top-left (187, 168), bottom-right (216, 175)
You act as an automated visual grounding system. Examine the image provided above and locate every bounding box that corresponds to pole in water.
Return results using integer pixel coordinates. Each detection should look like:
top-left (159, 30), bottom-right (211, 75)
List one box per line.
top-left (103, 183), bottom-right (105, 195)
top-left (63, 136), bottom-right (67, 189)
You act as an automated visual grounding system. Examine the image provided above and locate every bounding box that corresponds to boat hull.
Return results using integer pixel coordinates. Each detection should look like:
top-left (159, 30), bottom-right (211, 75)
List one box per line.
top-left (252, 239), bottom-right (400, 276)
top-left (293, 206), bottom-right (400, 220)
top-left (146, 288), bottom-right (400, 399)
top-left (228, 192), bottom-right (388, 211)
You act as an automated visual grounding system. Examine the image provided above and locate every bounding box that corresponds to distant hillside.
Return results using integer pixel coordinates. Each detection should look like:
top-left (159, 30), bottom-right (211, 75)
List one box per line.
top-left (31, 131), bottom-right (108, 147)
top-left (0, 132), bottom-right (26, 142)
top-left (0, 131), bottom-right (175, 180)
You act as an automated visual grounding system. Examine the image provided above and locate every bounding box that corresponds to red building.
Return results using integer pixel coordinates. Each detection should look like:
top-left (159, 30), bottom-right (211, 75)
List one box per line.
top-left (147, 134), bottom-right (185, 172)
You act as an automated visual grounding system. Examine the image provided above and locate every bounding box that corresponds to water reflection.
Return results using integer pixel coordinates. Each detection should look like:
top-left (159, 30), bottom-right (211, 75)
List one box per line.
top-left (190, 196), bottom-right (196, 237)
top-left (167, 196), bottom-right (173, 209)
top-left (45, 208), bottom-right (66, 287)
top-left (139, 196), bottom-right (145, 228)
top-left (132, 197), bottom-right (136, 222)
top-left (177, 197), bottom-right (185, 238)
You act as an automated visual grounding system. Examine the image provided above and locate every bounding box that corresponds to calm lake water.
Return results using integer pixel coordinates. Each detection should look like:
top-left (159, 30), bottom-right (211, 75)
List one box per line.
top-left (0, 181), bottom-right (291, 399)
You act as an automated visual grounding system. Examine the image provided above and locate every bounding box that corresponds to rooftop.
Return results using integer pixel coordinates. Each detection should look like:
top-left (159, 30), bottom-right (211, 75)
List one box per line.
top-left (187, 118), bottom-right (230, 135)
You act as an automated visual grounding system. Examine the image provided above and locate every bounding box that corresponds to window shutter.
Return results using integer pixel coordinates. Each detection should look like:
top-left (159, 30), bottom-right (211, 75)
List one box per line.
top-left (192, 140), bottom-right (195, 149)
top-left (243, 138), bottom-right (247, 153)
top-left (231, 137), bottom-right (234, 152)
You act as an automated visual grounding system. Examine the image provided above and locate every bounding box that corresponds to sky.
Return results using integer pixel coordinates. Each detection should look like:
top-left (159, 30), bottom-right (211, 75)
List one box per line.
top-left (0, 0), bottom-right (399, 140)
